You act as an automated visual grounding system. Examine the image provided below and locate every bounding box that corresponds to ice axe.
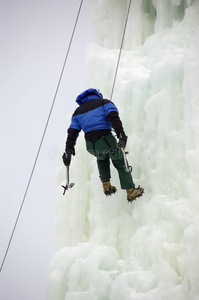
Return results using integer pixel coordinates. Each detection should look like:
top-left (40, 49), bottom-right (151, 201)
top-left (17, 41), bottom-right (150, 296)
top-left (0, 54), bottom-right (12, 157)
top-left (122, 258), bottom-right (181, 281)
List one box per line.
top-left (61, 166), bottom-right (75, 195)
top-left (121, 148), bottom-right (132, 172)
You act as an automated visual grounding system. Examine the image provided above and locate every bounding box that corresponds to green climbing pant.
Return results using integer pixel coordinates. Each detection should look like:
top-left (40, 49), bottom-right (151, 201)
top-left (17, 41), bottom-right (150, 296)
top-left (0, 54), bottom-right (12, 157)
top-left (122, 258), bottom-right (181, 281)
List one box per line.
top-left (86, 133), bottom-right (135, 189)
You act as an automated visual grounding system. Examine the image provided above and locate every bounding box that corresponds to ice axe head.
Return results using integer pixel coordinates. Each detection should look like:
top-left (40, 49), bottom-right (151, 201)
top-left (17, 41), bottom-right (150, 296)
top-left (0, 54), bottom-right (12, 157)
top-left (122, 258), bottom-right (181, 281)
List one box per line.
top-left (61, 166), bottom-right (75, 195)
top-left (61, 183), bottom-right (75, 195)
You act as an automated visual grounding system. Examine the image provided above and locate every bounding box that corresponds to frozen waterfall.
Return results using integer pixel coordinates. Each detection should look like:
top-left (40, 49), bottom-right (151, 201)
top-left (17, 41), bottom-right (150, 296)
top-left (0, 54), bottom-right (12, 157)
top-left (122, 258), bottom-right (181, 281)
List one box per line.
top-left (48, 1), bottom-right (199, 299)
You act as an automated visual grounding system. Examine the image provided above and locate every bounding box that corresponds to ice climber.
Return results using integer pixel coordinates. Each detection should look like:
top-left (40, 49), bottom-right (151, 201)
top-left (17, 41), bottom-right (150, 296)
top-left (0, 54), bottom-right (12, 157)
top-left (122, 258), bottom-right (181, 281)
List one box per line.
top-left (62, 88), bottom-right (144, 202)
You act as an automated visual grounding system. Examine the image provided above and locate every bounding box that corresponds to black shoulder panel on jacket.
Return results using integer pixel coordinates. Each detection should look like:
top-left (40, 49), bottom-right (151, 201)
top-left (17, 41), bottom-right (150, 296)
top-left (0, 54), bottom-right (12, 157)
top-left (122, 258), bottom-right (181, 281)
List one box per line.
top-left (73, 99), bottom-right (110, 117)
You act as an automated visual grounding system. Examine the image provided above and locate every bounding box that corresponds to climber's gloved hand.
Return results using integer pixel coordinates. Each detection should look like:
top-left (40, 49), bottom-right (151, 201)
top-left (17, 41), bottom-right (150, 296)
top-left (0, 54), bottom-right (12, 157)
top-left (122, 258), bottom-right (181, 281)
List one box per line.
top-left (62, 148), bottom-right (75, 166)
top-left (118, 133), bottom-right (127, 149)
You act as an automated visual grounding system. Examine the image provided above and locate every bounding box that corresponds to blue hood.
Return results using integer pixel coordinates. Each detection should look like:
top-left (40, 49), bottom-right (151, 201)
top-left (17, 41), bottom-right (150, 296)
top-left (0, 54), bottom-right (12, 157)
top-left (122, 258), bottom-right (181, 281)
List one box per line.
top-left (76, 88), bottom-right (103, 105)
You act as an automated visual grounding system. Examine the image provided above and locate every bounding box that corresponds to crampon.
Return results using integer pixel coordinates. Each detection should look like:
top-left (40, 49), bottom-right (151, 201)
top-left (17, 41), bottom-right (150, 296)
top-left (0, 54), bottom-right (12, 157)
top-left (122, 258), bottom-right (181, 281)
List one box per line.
top-left (104, 185), bottom-right (117, 196)
top-left (127, 185), bottom-right (144, 202)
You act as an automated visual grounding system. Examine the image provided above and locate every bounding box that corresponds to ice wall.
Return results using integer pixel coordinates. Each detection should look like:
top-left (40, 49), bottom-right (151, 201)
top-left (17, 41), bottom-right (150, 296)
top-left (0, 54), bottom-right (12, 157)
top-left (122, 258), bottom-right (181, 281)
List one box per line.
top-left (89, 0), bottom-right (187, 49)
top-left (48, 1), bottom-right (199, 299)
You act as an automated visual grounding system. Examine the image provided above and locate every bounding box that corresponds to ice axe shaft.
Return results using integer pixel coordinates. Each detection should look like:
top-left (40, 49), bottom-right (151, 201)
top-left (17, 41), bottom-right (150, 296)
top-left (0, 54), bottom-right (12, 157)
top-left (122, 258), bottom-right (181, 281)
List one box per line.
top-left (121, 148), bottom-right (132, 172)
top-left (61, 166), bottom-right (75, 195)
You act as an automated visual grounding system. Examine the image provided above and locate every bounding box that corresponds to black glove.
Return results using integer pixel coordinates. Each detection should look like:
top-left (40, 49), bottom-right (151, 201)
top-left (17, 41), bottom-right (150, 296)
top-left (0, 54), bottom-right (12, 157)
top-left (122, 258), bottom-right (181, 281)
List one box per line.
top-left (118, 133), bottom-right (127, 148)
top-left (62, 148), bottom-right (75, 166)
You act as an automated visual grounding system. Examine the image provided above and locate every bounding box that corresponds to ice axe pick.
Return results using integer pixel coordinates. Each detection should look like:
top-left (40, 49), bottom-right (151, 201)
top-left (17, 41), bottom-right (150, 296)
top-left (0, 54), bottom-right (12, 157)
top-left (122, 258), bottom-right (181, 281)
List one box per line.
top-left (61, 166), bottom-right (75, 195)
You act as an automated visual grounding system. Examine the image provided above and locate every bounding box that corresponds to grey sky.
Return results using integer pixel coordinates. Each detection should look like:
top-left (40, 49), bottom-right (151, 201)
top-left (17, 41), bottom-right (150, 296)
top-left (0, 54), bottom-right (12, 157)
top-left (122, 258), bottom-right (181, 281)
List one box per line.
top-left (0, 1), bottom-right (92, 299)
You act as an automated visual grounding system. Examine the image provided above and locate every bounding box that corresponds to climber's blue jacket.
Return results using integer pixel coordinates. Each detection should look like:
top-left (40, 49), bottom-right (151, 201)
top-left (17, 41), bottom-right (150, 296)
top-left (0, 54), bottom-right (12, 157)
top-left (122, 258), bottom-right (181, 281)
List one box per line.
top-left (65, 88), bottom-right (125, 150)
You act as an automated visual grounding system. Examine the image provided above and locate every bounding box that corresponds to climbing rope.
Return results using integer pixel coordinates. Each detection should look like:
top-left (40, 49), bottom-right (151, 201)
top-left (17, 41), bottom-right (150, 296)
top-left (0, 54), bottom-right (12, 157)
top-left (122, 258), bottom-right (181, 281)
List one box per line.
top-left (110, 0), bottom-right (132, 101)
top-left (0, 0), bottom-right (84, 272)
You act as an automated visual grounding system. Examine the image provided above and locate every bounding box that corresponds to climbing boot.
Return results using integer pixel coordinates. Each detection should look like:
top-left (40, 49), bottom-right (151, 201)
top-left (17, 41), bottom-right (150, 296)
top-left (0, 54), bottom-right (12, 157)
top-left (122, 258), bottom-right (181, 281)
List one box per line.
top-left (102, 180), bottom-right (117, 196)
top-left (126, 185), bottom-right (144, 202)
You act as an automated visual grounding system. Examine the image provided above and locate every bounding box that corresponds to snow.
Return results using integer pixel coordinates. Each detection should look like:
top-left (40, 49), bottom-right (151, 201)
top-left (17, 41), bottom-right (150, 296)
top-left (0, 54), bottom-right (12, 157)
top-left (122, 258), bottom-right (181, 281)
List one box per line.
top-left (47, 1), bottom-right (199, 299)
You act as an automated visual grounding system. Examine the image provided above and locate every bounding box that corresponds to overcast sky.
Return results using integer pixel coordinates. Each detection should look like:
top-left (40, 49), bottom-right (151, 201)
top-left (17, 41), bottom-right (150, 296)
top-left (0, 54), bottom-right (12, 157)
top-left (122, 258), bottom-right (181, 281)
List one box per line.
top-left (0, 1), bottom-right (92, 299)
